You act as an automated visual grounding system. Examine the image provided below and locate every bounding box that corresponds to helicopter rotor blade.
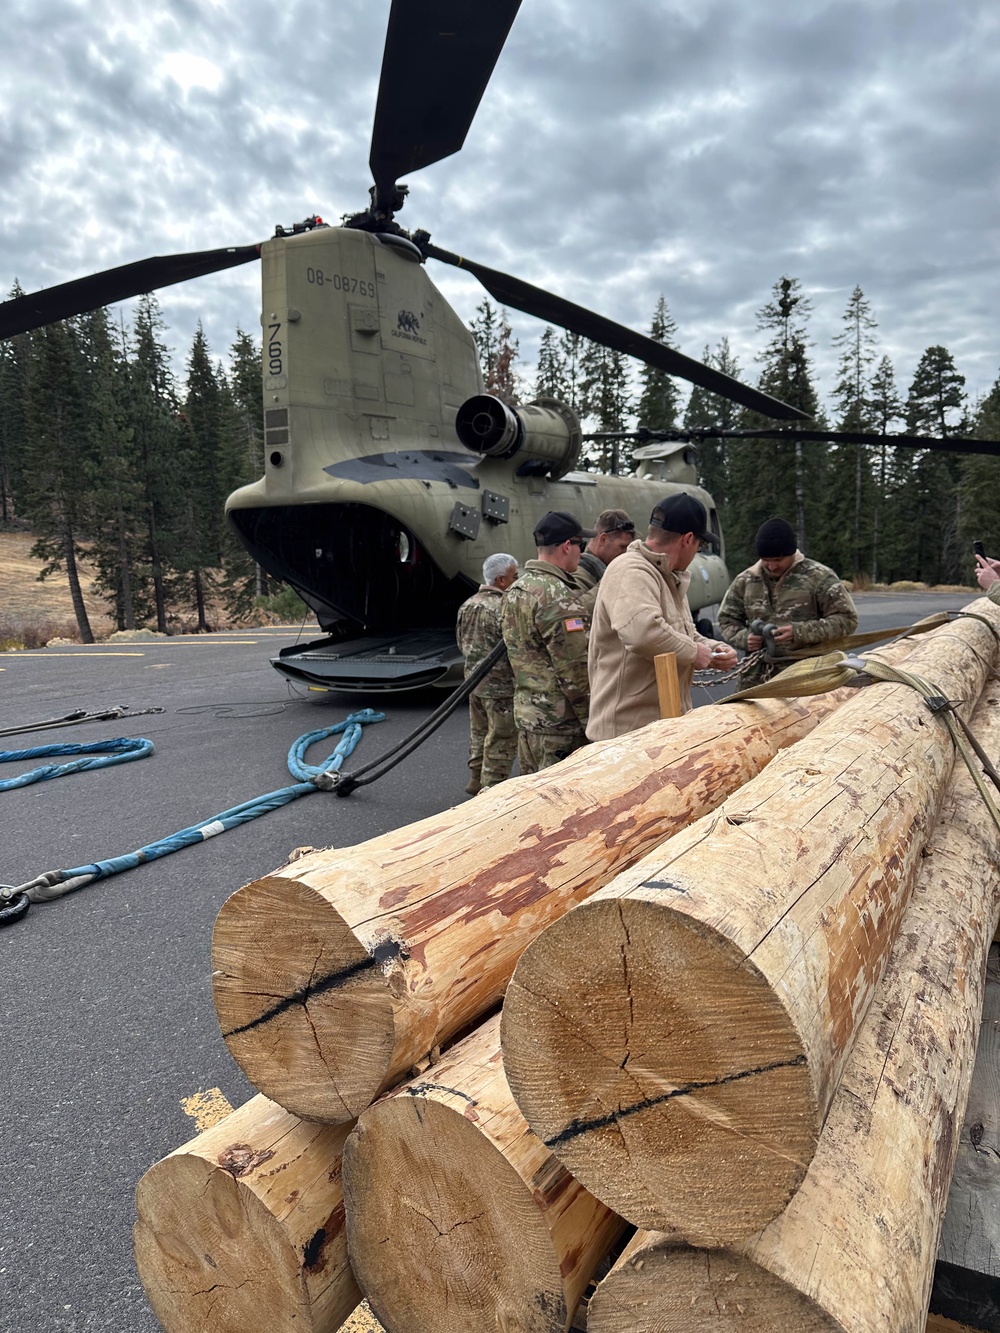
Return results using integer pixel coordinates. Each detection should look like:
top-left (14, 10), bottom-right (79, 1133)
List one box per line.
top-left (722, 427), bottom-right (1000, 458)
top-left (422, 241), bottom-right (809, 423)
top-left (585, 425), bottom-right (1000, 459)
top-left (370, 0), bottom-right (522, 210)
top-left (0, 245), bottom-right (262, 340)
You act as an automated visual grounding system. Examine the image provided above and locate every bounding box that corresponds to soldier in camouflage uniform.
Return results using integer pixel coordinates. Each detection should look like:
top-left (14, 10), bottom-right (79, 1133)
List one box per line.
top-left (718, 517), bottom-right (858, 686)
top-left (501, 511), bottom-right (595, 774)
top-left (457, 552), bottom-right (519, 795)
top-left (573, 509), bottom-right (636, 593)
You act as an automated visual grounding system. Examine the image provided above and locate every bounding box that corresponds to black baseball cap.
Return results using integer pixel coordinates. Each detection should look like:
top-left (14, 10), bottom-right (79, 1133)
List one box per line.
top-left (533, 511), bottom-right (596, 545)
top-left (649, 494), bottom-right (719, 549)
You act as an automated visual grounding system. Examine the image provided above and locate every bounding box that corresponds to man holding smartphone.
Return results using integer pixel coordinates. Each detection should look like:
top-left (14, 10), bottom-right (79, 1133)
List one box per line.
top-left (974, 544), bottom-right (1000, 604)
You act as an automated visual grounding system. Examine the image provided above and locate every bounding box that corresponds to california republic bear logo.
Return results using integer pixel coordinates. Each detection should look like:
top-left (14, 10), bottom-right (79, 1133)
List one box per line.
top-left (397, 310), bottom-right (420, 334)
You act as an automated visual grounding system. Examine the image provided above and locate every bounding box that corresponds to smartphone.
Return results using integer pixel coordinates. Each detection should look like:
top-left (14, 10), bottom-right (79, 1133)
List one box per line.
top-left (974, 540), bottom-right (987, 559)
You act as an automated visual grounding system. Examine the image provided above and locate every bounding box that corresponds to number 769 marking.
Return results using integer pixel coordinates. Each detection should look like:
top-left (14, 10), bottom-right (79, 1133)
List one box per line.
top-left (267, 322), bottom-right (283, 377)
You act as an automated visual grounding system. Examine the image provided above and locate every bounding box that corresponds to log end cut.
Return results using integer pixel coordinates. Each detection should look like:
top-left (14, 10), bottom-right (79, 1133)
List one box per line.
top-left (134, 1154), bottom-right (315, 1333)
top-left (587, 1238), bottom-right (843, 1332)
top-left (212, 875), bottom-right (395, 1122)
top-left (502, 896), bottom-right (819, 1243)
top-left (344, 1095), bottom-right (578, 1333)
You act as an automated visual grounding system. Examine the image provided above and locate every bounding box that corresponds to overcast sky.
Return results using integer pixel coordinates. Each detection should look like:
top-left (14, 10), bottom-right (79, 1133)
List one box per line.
top-left (2, 0), bottom-right (998, 419)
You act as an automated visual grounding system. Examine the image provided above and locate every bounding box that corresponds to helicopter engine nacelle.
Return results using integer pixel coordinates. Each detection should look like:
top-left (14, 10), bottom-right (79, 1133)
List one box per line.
top-left (455, 395), bottom-right (582, 481)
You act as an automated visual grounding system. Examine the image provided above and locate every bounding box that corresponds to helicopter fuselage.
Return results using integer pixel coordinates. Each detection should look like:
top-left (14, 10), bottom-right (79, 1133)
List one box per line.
top-left (225, 226), bottom-right (729, 688)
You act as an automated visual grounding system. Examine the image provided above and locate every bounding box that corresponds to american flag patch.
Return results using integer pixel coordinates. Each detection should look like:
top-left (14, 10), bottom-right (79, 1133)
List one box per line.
top-left (564, 617), bottom-right (585, 632)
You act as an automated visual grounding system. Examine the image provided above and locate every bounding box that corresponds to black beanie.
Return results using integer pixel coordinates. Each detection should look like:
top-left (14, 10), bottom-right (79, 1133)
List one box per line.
top-left (756, 518), bottom-right (797, 558)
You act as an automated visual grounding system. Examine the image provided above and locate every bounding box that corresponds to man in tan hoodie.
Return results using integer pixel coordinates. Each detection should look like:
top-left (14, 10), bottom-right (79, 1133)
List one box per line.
top-left (586, 494), bottom-right (736, 740)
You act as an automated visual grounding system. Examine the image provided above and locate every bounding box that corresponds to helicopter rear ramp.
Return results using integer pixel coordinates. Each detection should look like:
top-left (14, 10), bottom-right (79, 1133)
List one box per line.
top-left (272, 629), bottom-right (464, 692)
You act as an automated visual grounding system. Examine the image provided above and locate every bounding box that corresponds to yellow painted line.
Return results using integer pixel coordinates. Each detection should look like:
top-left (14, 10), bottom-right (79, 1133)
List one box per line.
top-left (180, 1087), bottom-right (235, 1132)
top-left (1, 651), bottom-right (145, 657)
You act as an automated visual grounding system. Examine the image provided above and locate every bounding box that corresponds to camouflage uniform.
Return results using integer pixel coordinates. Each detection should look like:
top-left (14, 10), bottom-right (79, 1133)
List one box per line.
top-left (718, 553), bottom-right (858, 686)
top-left (573, 551), bottom-right (607, 591)
top-left (501, 560), bottom-right (591, 774)
top-left (456, 585), bottom-right (516, 791)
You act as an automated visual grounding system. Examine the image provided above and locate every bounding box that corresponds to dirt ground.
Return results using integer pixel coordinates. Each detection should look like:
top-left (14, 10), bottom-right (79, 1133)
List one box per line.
top-left (0, 529), bottom-right (116, 637)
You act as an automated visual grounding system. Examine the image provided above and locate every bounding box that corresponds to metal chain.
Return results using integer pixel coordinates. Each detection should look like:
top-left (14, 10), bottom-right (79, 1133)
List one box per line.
top-left (692, 649), bottom-right (767, 688)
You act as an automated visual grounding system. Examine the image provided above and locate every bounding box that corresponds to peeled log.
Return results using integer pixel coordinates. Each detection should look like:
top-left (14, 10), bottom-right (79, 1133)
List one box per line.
top-left (501, 602), bottom-right (1000, 1243)
top-left (211, 662), bottom-right (905, 1123)
top-left (342, 1013), bottom-right (626, 1333)
top-left (583, 682), bottom-right (1000, 1331)
top-left (134, 1095), bottom-right (359, 1333)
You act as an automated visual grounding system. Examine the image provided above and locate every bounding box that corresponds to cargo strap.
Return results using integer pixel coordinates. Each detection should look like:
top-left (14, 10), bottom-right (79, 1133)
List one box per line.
top-left (724, 646), bottom-right (1000, 836)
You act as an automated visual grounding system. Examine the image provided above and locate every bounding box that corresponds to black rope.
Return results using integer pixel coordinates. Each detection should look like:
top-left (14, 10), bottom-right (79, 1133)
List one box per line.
top-left (333, 641), bottom-right (507, 796)
top-left (0, 705), bottom-right (164, 739)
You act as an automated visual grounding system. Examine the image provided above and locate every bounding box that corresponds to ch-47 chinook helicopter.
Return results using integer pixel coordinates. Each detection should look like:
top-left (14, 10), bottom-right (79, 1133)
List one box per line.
top-left (2, 0), bottom-right (998, 690)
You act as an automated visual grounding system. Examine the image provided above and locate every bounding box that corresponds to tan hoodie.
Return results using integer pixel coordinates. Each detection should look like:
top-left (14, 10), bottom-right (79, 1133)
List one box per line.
top-left (586, 539), bottom-right (720, 740)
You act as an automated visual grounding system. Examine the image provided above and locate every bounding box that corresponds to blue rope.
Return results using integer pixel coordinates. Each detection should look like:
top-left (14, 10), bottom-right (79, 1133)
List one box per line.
top-left (0, 737), bottom-right (154, 791)
top-left (1, 708), bottom-right (385, 914)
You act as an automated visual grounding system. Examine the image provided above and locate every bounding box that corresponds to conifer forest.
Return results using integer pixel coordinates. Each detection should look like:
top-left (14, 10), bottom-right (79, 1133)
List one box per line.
top-left (2, 275), bottom-right (997, 643)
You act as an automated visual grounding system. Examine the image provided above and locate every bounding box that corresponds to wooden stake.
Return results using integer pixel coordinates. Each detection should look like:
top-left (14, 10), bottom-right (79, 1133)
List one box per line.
top-left (584, 683), bottom-right (1000, 1330)
top-left (655, 651), bottom-right (682, 718)
top-left (501, 602), bottom-right (1000, 1243)
top-left (212, 650), bottom-right (908, 1123)
top-left (342, 1014), bottom-right (626, 1333)
top-left (134, 1095), bottom-right (359, 1333)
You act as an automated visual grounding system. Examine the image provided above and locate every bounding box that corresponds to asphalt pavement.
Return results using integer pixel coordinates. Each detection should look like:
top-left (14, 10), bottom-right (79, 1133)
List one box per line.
top-left (0, 591), bottom-right (980, 1332)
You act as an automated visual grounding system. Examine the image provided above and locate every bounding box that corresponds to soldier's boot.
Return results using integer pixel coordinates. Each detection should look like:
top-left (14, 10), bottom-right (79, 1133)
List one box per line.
top-left (466, 763), bottom-right (482, 796)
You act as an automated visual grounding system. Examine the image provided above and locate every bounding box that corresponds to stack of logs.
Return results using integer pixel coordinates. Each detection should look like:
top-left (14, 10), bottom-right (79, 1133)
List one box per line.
top-left (134, 600), bottom-right (1000, 1333)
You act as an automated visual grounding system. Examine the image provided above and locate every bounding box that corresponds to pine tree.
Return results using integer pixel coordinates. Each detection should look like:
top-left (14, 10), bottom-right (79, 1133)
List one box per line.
top-left (469, 300), bottom-right (520, 405)
top-left (0, 281), bottom-right (30, 523)
top-left (901, 347), bottom-right (967, 583)
top-left (724, 276), bottom-right (820, 567)
top-left (684, 337), bottom-right (745, 512)
top-left (957, 370), bottom-right (1000, 580)
top-left (580, 342), bottom-right (632, 472)
top-left (78, 308), bottom-right (149, 629)
top-left (534, 326), bottom-right (567, 401)
top-left (635, 295), bottom-right (680, 430)
top-left (219, 328), bottom-right (271, 616)
top-left (129, 294), bottom-right (183, 633)
top-left (559, 330), bottom-right (586, 416)
top-left (825, 287), bottom-right (880, 578)
top-left (173, 323), bottom-right (229, 630)
top-left (906, 345), bottom-right (967, 436)
top-left (21, 319), bottom-right (95, 641)
top-left (867, 355), bottom-right (905, 582)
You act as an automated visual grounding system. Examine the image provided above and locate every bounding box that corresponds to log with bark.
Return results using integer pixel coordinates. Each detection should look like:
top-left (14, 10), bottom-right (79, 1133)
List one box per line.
top-left (212, 658), bottom-right (907, 1123)
top-left (134, 1094), bottom-right (359, 1333)
top-left (342, 1012), bottom-right (627, 1333)
top-left (583, 684), bottom-right (1000, 1331)
top-left (501, 601), bottom-right (1000, 1244)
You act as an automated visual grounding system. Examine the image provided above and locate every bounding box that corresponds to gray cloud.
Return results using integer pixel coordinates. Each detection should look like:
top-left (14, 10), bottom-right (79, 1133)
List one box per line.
top-left (1, 0), bottom-right (997, 408)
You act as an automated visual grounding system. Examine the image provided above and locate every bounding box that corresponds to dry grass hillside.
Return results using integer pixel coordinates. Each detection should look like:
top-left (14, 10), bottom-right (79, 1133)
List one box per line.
top-left (0, 529), bottom-right (268, 648)
top-left (1, 530), bottom-right (116, 646)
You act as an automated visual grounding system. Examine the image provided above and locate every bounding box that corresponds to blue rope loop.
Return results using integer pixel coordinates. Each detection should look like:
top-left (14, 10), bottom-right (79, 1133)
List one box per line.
top-left (1, 708), bottom-right (386, 923)
top-left (0, 737), bottom-right (153, 791)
